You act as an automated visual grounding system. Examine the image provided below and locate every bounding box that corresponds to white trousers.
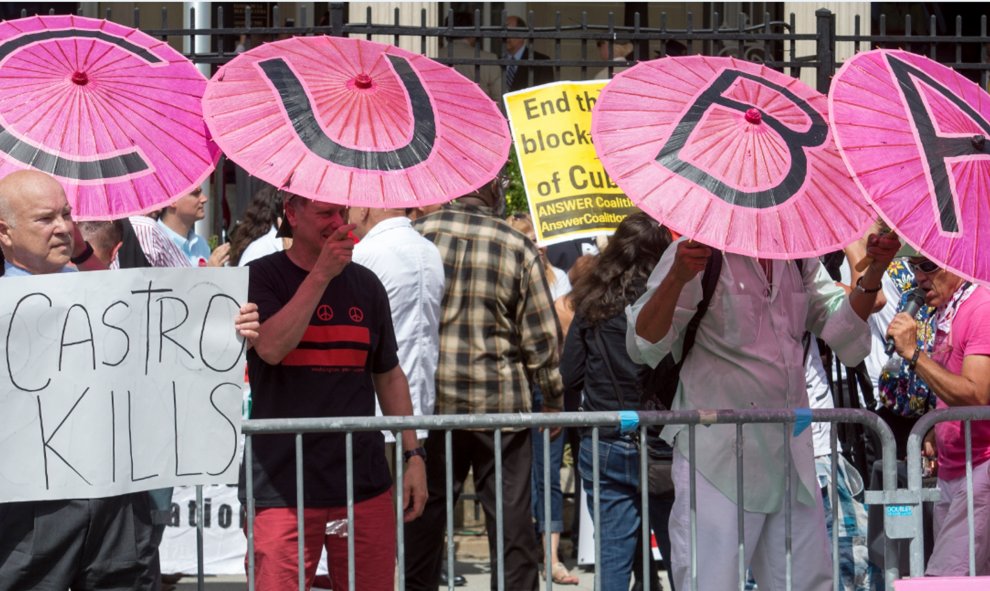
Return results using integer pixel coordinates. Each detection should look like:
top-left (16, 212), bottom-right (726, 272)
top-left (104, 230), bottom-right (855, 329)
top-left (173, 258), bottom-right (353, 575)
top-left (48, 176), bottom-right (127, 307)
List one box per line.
top-left (669, 449), bottom-right (833, 591)
top-left (926, 458), bottom-right (990, 576)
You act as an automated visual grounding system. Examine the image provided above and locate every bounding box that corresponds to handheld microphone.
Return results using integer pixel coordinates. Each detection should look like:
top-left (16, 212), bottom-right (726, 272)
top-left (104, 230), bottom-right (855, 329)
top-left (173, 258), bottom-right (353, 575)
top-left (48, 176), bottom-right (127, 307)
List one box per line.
top-left (885, 289), bottom-right (926, 355)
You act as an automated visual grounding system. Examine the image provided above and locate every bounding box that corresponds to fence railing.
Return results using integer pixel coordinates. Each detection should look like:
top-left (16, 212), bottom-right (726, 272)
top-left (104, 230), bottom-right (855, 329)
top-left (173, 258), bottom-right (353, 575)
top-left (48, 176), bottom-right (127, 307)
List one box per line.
top-left (227, 408), bottom-right (906, 591)
top-left (903, 406), bottom-right (990, 578)
top-left (159, 406), bottom-right (990, 589)
top-left (18, 5), bottom-right (990, 92)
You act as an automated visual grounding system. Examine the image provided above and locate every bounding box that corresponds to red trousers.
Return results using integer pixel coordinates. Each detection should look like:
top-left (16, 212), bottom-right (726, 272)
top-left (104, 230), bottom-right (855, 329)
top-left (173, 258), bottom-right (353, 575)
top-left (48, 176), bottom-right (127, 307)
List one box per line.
top-left (250, 490), bottom-right (396, 591)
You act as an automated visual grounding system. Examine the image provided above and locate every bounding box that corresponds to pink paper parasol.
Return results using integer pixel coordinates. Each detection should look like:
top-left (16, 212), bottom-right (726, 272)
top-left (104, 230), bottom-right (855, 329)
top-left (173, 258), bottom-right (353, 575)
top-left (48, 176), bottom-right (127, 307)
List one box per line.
top-left (202, 36), bottom-right (511, 208)
top-left (830, 49), bottom-right (990, 287)
top-left (0, 14), bottom-right (219, 221)
top-left (592, 55), bottom-right (875, 259)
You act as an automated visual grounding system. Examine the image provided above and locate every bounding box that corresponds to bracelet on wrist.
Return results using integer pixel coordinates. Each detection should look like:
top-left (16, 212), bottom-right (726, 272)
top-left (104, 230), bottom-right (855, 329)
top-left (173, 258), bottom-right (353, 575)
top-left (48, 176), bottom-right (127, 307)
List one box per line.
top-left (854, 276), bottom-right (881, 294)
top-left (403, 447), bottom-right (427, 463)
top-left (70, 241), bottom-right (94, 265)
top-left (909, 348), bottom-right (922, 370)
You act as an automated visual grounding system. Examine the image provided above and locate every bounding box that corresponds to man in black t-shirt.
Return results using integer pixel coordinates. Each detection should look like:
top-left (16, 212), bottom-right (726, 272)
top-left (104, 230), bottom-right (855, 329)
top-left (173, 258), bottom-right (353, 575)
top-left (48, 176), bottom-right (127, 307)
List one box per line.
top-left (242, 193), bottom-right (427, 591)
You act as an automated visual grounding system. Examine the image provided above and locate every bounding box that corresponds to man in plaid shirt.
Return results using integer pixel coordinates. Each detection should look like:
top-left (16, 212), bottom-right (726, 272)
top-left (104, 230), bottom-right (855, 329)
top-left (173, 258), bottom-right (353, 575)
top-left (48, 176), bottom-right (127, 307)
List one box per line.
top-left (404, 175), bottom-right (564, 591)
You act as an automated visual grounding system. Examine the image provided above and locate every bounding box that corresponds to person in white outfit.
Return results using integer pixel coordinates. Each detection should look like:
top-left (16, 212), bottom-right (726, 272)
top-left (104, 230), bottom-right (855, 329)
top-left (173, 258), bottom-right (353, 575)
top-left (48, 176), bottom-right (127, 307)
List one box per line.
top-left (348, 206), bottom-right (445, 446)
top-left (626, 233), bottom-right (899, 591)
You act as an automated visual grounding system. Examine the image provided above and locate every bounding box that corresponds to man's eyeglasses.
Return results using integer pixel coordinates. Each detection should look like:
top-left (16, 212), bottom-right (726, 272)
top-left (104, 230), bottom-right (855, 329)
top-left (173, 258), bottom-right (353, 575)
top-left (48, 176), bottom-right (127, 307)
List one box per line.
top-left (908, 258), bottom-right (940, 275)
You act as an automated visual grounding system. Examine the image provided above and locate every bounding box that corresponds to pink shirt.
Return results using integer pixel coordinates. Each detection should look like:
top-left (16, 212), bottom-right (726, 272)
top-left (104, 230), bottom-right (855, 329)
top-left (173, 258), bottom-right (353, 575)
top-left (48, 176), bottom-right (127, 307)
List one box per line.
top-left (932, 286), bottom-right (990, 480)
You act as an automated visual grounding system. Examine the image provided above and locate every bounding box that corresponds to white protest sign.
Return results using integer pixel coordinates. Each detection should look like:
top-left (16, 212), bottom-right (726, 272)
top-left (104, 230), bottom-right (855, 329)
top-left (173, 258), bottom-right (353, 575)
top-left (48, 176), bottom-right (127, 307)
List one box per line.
top-left (160, 485), bottom-right (248, 575)
top-left (0, 267), bottom-right (249, 502)
top-left (159, 484), bottom-right (332, 578)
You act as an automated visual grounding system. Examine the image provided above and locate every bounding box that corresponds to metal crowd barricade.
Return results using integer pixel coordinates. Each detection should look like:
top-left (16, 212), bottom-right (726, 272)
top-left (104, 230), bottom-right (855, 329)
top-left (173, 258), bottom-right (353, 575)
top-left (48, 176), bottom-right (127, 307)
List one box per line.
top-left (903, 406), bottom-right (990, 578)
top-left (208, 408), bottom-right (906, 591)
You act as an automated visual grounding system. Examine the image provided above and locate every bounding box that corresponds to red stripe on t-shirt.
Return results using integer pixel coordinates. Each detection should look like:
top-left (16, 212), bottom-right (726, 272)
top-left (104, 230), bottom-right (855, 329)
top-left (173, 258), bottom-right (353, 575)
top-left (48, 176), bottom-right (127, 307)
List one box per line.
top-left (281, 348), bottom-right (368, 368)
top-left (301, 325), bottom-right (370, 345)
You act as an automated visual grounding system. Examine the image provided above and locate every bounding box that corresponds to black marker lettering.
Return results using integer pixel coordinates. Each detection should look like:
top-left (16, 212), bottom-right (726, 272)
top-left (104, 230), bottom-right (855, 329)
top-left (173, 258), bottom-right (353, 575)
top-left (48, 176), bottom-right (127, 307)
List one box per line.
top-left (200, 294), bottom-right (246, 372)
top-left (58, 303), bottom-right (96, 371)
top-left (128, 390), bottom-right (158, 482)
top-left (207, 382), bottom-right (241, 476)
top-left (173, 381), bottom-right (202, 478)
top-left (37, 388), bottom-right (93, 487)
top-left (158, 296), bottom-right (194, 363)
top-left (131, 281), bottom-right (173, 375)
top-left (101, 301), bottom-right (130, 367)
top-left (7, 293), bottom-right (52, 392)
top-left (656, 69), bottom-right (827, 209)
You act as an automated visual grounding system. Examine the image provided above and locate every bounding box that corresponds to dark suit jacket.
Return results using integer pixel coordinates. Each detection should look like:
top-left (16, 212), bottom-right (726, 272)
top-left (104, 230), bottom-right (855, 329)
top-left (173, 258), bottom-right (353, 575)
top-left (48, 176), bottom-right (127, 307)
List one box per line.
top-left (506, 46), bottom-right (555, 92)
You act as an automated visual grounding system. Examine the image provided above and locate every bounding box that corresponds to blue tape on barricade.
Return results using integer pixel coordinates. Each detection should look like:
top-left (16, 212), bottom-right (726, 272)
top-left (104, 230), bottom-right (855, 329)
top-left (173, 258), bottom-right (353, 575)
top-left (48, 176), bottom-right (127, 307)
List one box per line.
top-left (618, 410), bottom-right (639, 434)
top-left (793, 408), bottom-right (812, 437)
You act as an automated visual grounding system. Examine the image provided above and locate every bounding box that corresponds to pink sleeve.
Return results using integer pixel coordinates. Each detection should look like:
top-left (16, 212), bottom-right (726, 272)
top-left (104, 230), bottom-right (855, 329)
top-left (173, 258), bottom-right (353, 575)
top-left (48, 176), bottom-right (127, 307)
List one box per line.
top-left (958, 297), bottom-right (990, 358)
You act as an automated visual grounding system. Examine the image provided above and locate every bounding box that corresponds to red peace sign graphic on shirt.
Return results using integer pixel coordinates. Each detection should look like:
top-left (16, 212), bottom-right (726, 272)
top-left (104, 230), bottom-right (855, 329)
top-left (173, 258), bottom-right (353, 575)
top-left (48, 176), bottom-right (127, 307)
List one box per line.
top-left (348, 307), bottom-right (364, 323)
top-left (316, 305), bottom-right (334, 322)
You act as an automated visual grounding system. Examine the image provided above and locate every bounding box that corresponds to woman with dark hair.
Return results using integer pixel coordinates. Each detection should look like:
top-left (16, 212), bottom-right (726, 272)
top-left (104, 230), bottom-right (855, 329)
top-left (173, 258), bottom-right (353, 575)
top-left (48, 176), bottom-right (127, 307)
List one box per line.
top-left (506, 211), bottom-right (578, 584)
top-left (560, 212), bottom-right (673, 591)
top-left (228, 185), bottom-right (286, 266)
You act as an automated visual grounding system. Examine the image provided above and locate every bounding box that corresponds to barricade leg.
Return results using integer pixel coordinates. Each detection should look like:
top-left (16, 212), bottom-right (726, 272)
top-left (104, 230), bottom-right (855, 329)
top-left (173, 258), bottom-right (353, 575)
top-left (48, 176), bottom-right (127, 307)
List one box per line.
top-left (670, 448), bottom-right (765, 590)
top-left (750, 483), bottom-right (832, 591)
top-left (402, 430), bottom-right (468, 591)
top-left (323, 490), bottom-right (396, 591)
top-left (479, 429), bottom-right (539, 591)
top-left (668, 448), bottom-right (832, 591)
top-left (578, 434), bottom-right (641, 591)
top-left (924, 460), bottom-right (990, 576)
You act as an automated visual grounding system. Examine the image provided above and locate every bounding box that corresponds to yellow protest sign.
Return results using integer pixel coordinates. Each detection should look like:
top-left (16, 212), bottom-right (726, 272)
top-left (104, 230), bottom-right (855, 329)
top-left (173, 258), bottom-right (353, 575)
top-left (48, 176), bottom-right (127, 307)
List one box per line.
top-left (504, 80), bottom-right (636, 245)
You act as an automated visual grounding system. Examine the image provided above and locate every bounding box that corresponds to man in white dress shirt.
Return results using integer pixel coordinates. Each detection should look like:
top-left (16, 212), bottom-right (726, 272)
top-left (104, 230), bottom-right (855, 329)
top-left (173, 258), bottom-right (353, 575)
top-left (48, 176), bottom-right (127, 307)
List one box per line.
top-left (626, 234), bottom-right (899, 591)
top-left (349, 206), bottom-right (445, 446)
top-left (159, 188), bottom-right (229, 267)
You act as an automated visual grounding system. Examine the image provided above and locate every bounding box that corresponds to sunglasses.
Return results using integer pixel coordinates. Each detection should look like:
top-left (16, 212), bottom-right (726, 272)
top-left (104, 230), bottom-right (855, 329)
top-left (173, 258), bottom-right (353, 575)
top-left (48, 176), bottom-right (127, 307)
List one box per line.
top-left (908, 258), bottom-right (940, 275)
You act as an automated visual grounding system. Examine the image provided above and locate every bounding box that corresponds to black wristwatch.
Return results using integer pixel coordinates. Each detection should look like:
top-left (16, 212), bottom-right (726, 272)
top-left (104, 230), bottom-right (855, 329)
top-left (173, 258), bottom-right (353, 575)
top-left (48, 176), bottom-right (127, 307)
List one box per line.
top-left (908, 348), bottom-right (922, 371)
top-left (853, 276), bottom-right (881, 294)
top-left (403, 447), bottom-right (427, 462)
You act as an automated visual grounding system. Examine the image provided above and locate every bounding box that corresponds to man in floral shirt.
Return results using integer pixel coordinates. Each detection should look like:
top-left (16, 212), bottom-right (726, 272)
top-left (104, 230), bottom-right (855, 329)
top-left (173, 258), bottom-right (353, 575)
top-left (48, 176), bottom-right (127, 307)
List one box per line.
top-left (887, 254), bottom-right (990, 576)
top-left (875, 258), bottom-right (938, 457)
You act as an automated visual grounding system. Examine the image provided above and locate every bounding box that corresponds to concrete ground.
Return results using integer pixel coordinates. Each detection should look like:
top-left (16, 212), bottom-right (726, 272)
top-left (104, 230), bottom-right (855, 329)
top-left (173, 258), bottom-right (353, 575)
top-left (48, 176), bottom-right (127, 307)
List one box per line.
top-left (173, 559), bottom-right (602, 590)
top-left (173, 535), bottom-right (604, 590)
top-left (170, 533), bottom-right (669, 590)
top-left (171, 534), bottom-right (612, 589)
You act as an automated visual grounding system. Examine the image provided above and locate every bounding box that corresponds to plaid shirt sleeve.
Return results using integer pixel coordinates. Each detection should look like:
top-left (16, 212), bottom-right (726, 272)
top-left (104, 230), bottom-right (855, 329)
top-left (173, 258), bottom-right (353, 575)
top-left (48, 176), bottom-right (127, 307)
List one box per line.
top-left (517, 253), bottom-right (565, 410)
top-left (415, 204), bottom-right (565, 416)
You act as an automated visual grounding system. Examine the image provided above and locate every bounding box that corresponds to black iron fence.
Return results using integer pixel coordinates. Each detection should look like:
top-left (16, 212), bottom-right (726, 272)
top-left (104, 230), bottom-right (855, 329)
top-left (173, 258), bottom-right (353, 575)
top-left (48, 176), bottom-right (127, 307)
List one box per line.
top-left (32, 3), bottom-right (989, 94)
